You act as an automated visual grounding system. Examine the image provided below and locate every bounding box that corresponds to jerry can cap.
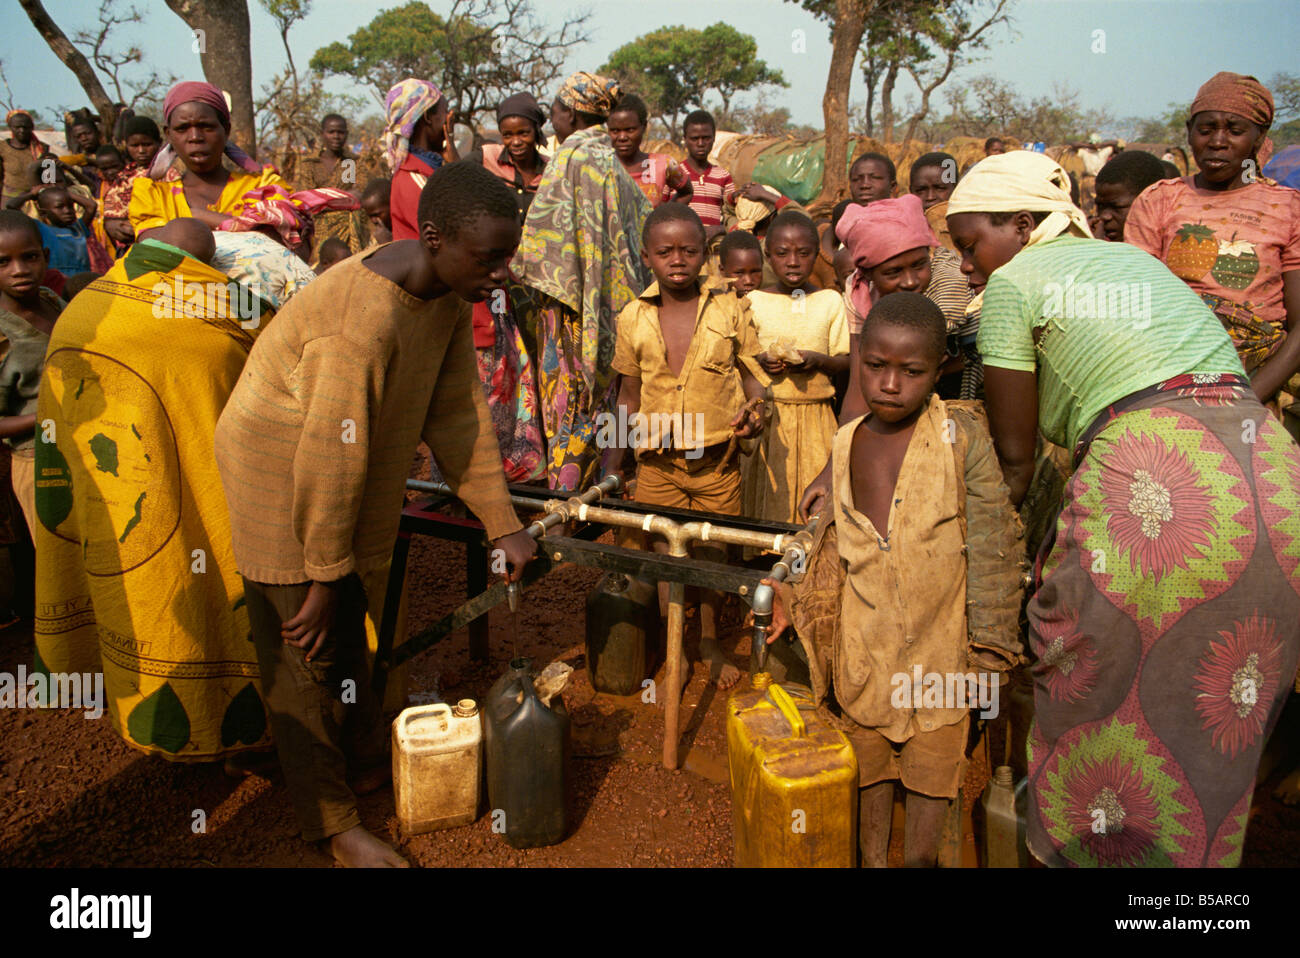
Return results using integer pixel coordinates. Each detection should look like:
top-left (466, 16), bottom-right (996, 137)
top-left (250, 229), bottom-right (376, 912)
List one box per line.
top-left (453, 699), bottom-right (478, 718)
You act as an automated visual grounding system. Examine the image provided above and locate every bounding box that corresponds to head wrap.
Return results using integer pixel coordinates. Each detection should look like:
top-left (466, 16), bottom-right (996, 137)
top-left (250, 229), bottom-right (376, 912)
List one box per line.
top-left (835, 195), bottom-right (938, 319)
top-left (383, 78), bottom-right (444, 172)
top-left (151, 80), bottom-right (262, 179)
top-left (946, 151), bottom-right (1092, 314)
top-left (1189, 71), bottom-right (1275, 166)
top-left (556, 72), bottom-right (620, 119)
top-left (6, 109), bottom-right (33, 125)
top-left (497, 92), bottom-right (546, 135)
top-left (216, 184), bottom-right (360, 248)
top-left (1190, 72), bottom-right (1274, 129)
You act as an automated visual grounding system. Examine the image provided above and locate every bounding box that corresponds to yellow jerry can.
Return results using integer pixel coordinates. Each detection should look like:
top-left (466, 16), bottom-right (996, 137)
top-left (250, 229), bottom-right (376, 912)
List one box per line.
top-left (727, 673), bottom-right (858, 867)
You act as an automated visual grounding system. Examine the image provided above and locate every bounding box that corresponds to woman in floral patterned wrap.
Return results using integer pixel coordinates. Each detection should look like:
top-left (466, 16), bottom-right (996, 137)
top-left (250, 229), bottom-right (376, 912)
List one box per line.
top-left (514, 72), bottom-right (651, 491)
top-left (947, 151), bottom-right (1300, 867)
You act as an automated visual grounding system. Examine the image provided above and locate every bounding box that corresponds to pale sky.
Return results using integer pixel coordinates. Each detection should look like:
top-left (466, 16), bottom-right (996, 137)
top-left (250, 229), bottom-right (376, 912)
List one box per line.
top-left (1, 0), bottom-right (1297, 136)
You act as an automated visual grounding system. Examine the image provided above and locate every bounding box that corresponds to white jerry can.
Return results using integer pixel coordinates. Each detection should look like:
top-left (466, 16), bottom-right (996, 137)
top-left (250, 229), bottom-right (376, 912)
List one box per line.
top-left (392, 699), bottom-right (482, 835)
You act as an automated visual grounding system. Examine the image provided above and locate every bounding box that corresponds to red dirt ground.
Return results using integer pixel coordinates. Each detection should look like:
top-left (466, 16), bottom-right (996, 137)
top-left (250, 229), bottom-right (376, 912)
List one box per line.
top-left (2, 474), bottom-right (1297, 868)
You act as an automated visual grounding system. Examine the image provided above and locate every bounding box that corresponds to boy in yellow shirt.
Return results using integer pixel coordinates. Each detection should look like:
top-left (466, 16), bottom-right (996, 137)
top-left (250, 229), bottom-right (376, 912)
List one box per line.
top-left (600, 203), bottom-right (766, 690)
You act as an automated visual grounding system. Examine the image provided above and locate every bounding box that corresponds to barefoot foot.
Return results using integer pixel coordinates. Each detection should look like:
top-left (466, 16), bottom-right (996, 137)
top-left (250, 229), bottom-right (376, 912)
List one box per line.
top-left (701, 635), bottom-right (741, 690)
top-left (329, 824), bottom-right (409, 868)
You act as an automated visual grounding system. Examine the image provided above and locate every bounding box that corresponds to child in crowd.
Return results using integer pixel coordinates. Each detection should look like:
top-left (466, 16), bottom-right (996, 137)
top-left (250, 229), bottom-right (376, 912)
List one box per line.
top-left (608, 94), bottom-right (694, 209)
top-left (1093, 150), bottom-right (1168, 242)
top-left (719, 229), bottom-right (765, 296)
top-left (90, 145), bottom-right (126, 258)
top-left (315, 237), bottom-right (351, 273)
top-left (92, 145), bottom-right (125, 186)
top-left (744, 210), bottom-right (849, 524)
top-left (361, 177), bottom-right (393, 245)
top-left (100, 116), bottom-right (162, 250)
top-left (837, 195), bottom-right (974, 401)
top-left (820, 199), bottom-right (856, 288)
top-left (849, 152), bottom-right (896, 206)
top-left (214, 161), bottom-right (536, 868)
top-left (34, 185), bottom-right (100, 274)
top-left (909, 151), bottom-right (959, 252)
top-left (0, 210), bottom-right (62, 536)
top-left (681, 110), bottom-right (735, 236)
top-left (767, 292), bottom-right (1023, 867)
top-left (602, 203), bottom-right (766, 690)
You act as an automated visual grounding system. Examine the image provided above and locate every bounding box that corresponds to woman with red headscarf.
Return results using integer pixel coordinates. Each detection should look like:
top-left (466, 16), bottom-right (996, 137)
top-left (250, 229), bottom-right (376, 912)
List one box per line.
top-left (128, 81), bottom-right (289, 236)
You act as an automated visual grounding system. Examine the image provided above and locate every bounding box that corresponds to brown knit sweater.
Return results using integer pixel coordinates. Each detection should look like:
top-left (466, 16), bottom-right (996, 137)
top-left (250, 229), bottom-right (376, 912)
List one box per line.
top-left (214, 251), bottom-right (522, 585)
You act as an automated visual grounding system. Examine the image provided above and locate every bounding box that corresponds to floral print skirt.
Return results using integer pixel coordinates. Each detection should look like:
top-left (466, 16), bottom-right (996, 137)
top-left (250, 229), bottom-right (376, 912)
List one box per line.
top-left (1026, 376), bottom-right (1300, 866)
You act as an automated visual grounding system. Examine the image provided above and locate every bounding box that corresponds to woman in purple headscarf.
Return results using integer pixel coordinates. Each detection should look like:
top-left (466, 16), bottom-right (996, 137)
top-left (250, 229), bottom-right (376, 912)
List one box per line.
top-left (128, 81), bottom-right (289, 236)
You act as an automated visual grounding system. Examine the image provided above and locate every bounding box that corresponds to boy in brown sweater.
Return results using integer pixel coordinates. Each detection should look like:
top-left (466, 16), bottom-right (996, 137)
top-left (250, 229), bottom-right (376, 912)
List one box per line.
top-left (214, 161), bottom-right (536, 867)
top-left (600, 203), bottom-right (766, 691)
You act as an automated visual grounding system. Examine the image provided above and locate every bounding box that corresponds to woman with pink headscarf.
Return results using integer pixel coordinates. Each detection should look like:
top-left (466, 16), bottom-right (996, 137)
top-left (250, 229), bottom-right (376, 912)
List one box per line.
top-left (382, 78), bottom-right (458, 240)
top-left (836, 194), bottom-right (971, 411)
top-left (128, 81), bottom-right (289, 236)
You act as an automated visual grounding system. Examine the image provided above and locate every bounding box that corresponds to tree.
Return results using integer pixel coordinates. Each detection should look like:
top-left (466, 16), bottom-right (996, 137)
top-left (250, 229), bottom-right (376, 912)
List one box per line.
top-left (163, 0), bottom-right (257, 154)
top-left (604, 23), bottom-right (787, 135)
top-left (17, 0), bottom-right (119, 136)
top-left (928, 75), bottom-right (1108, 144)
top-left (72, 0), bottom-right (176, 115)
top-left (254, 0), bottom-right (363, 154)
top-left (311, 0), bottom-right (590, 131)
top-left (859, 0), bottom-right (1012, 149)
top-left (793, 0), bottom-right (879, 207)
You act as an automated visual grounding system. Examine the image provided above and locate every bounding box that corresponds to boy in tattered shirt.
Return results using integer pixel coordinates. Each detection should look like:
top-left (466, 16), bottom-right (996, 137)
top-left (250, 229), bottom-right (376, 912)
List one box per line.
top-left (767, 292), bottom-right (1024, 866)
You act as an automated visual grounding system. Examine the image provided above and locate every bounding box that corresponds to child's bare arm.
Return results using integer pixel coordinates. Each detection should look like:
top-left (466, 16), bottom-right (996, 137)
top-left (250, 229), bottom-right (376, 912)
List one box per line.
top-left (5, 190), bottom-right (37, 210)
top-left (69, 190), bottom-right (97, 225)
top-left (799, 350), bottom-right (849, 375)
top-left (0, 414), bottom-right (37, 441)
top-left (600, 374), bottom-right (640, 481)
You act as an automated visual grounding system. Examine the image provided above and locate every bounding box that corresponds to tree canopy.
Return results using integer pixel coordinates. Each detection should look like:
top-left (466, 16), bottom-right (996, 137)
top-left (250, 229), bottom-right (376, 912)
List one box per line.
top-left (310, 0), bottom-right (589, 130)
top-left (602, 23), bottom-right (787, 134)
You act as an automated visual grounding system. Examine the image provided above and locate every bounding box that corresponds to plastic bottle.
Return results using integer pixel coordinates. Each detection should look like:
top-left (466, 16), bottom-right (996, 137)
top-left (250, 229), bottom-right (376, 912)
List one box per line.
top-left (483, 657), bottom-right (571, 848)
top-left (585, 573), bottom-right (659, 695)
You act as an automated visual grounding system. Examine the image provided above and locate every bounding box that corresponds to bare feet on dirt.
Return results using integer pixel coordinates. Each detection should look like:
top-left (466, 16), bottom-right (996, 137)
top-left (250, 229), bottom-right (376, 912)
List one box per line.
top-left (700, 635), bottom-right (740, 690)
top-left (330, 825), bottom-right (409, 867)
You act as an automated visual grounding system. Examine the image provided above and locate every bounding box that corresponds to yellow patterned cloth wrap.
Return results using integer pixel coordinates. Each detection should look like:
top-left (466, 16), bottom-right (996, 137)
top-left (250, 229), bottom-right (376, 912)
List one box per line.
top-left (32, 241), bottom-right (272, 761)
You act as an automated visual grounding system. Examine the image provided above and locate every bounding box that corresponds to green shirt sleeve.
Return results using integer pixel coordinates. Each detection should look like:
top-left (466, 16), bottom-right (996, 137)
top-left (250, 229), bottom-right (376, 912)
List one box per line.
top-left (976, 272), bottom-right (1037, 374)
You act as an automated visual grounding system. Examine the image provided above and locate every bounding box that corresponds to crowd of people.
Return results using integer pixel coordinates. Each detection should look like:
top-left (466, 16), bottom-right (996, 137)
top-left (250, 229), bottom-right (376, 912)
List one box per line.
top-left (1, 64), bottom-right (1298, 869)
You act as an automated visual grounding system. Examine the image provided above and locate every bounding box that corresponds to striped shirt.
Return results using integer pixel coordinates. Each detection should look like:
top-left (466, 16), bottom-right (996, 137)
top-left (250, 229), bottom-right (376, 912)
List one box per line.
top-left (683, 160), bottom-right (736, 227)
top-left (214, 250), bottom-right (522, 584)
top-left (977, 235), bottom-right (1244, 449)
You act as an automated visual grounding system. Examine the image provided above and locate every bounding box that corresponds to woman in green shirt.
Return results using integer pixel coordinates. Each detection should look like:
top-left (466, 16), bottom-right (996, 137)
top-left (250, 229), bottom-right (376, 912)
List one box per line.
top-left (948, 151), bottom-right (1300, 868)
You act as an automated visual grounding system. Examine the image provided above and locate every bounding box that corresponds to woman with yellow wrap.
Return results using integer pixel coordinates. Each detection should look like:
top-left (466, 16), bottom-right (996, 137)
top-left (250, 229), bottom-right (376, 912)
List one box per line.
top-left (33, 219), bottom-right (274, 762)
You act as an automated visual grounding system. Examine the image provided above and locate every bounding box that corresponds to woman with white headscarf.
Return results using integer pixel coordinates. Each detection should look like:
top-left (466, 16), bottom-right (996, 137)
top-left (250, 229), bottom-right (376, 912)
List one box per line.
top-left (948, 151), bottom-right (1300, 867)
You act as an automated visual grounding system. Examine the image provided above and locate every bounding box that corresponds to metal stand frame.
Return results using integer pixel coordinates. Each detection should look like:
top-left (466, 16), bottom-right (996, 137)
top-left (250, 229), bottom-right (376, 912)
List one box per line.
top-left (373, 477), bottom-right (819, 769)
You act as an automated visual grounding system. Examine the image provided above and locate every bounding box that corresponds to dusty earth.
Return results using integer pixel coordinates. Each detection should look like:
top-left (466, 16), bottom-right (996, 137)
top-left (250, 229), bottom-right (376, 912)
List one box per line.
top-left (1, 482), bottom-right (1298, 868)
